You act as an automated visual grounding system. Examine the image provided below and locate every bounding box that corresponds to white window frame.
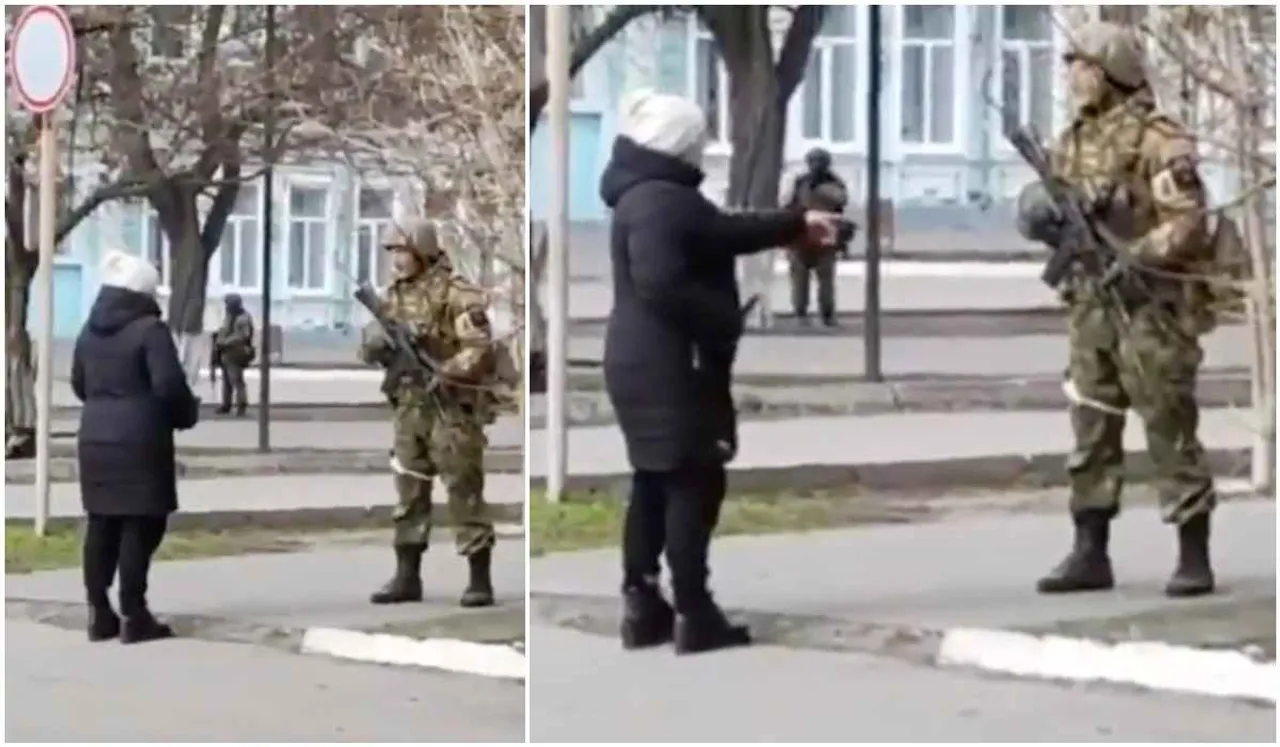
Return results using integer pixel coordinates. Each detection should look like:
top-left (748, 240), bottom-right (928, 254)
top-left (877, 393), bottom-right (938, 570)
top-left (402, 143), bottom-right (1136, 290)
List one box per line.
top-left (350, 183), bottom-right (397, 289)
top-left (214, 182), bottom-right (264, 295)
top-left (686, 19), bottom-right (731, 156)
top-left (994, 6), bottom-right (1064, 154)
top-left (795, 6), bottom-right (865, 155)
top-left (894, 6), bottom-right (969, 155)
top-left (283, 176), bottom-right (334, 297)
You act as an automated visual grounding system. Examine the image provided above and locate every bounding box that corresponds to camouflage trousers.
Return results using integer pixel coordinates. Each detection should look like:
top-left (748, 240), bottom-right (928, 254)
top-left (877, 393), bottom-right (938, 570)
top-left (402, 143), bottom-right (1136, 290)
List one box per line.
top-left (390, 393), bottom-right (494, 555)
top-left (788, 250), bottom-right (837, 320)
top-left (1065, 295), bottom-right (1216, 525)
top-left (219, 362), bottom-right (248, 410)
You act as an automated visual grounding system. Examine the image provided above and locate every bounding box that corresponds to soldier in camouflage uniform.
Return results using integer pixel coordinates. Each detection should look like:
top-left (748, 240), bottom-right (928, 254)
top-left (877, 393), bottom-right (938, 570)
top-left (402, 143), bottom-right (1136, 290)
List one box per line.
top-left (1016, 22), bottom-right (1218, 598)
top-left (785, 148), bottom-right (850, 326)
top-left (358, 218), bottom-right (497, 608)
top-left (213, 294), bottom-right (255, 416)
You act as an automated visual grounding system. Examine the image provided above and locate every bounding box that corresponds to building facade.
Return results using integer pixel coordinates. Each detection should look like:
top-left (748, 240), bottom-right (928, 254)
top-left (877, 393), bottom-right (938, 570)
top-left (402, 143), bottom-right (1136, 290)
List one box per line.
top-left (24, 164), bottom-right (418, 340)
top-left (529, 5), bottom-right (1250, 243)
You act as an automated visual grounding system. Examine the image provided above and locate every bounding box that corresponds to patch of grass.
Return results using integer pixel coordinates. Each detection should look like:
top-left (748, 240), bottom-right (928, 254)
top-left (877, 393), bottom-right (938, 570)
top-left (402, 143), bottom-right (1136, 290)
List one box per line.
top-left (5, 525), bottom-right (310, 575)
top-left (529, 487), bottom-right (928, 556)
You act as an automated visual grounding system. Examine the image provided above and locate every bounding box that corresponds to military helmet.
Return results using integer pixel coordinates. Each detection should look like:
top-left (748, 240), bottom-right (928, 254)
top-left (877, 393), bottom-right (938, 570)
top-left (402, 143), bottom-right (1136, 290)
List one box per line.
top-left (381, 217), bottom-right (443, 260)
top-left (804, 147), bottom-right (832, 171)
top-left (1064, 21), bottom-right (1147, 89)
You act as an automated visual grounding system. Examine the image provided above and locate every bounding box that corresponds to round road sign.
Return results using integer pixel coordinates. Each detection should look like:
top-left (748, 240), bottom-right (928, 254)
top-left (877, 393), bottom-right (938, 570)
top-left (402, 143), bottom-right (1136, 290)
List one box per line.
top-left (8, 4), bottom-right (77, 114)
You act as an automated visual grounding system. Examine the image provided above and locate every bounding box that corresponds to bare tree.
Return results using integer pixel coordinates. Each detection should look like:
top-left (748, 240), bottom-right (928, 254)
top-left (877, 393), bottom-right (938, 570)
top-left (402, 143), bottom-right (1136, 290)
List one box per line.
top-left (312, 5), bottom-right (526, 410)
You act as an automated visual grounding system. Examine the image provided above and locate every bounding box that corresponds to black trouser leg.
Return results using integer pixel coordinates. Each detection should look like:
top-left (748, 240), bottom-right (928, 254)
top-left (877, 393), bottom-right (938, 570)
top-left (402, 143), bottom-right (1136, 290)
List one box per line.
top-left (219, 368), bottom-right (233, 411)
top-left (83, 515), bottom-right (124, 610)
top-left (118, 517), bottom-right (168, 617)
top-left (664, 464), bottom-right (726, 614)
top-left (622, 470), bottom-right (666, 589)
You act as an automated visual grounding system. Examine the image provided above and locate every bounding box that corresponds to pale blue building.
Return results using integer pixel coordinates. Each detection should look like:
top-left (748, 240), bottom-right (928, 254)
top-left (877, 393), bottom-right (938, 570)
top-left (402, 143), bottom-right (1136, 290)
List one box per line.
top-left (529, 5), bottom-right (1250, 247)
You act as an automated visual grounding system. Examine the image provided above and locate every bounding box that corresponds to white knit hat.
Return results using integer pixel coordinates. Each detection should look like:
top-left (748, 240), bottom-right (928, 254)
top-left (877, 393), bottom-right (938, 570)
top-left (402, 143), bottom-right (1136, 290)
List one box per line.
top-left (618, 89), bottom-right (708, 169)
top-left (100, 249), bottom-right (161, 297)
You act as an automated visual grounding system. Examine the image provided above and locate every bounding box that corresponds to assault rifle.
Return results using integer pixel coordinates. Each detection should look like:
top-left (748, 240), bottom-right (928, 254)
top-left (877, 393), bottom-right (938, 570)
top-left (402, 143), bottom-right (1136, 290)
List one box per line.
top-left (1008, 124), bottom-right (1150, 311)
top-left (353, 280), bottom-right (443, 401)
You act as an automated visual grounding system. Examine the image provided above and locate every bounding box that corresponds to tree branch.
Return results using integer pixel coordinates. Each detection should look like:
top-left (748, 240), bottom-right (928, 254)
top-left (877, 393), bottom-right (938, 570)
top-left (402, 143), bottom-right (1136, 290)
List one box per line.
top-left (776, 6), bottom-right (826, 101)
top-left (527, 4), bottom-right (662, 133)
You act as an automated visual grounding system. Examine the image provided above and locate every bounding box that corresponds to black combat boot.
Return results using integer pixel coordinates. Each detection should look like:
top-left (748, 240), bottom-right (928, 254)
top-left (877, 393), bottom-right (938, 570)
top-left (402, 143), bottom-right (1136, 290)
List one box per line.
top-left (1036, 509), bottom-right (1115, 593)
top-left (87, 605), bottom-right (121, 642)
top-left (234, 403), bottom-right (248, 417)
top-left (1165, 513), bottom-right (1215, 598)
top-left (215, 405), bottom-right (231, 415)
top-left (370, 544), bottom-right (425, 605)
top-left (620, 582), bottom-right (675, 650)
top-left (460, 547), bottom-right (495, 608)
top-left (821, 314), bottom-right (838, 328)
top-left (119, 610), bottom-right (174, 644)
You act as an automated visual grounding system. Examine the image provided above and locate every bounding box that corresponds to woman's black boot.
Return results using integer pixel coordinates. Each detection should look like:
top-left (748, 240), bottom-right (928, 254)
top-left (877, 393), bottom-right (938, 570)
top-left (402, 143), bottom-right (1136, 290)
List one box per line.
top-left (674, 601), bottom-right (751, 655)
top-left (120, 611), bottom-right (174, 644)
top-left (621, 582), bottom-right (675, 650)
top-left (87, 605), bottom-right (120, 642)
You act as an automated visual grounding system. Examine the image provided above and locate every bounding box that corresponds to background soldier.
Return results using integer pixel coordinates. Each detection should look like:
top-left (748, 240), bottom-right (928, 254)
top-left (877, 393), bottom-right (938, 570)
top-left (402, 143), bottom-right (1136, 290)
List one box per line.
top-left (784, 148), bottom-right (851, 326)
top-left (1016, 21), bottom-right (1219, 599)
top-left (212, 294), bottom-right (255, 416)
top-left (359, 218), bottom-right (497, 608)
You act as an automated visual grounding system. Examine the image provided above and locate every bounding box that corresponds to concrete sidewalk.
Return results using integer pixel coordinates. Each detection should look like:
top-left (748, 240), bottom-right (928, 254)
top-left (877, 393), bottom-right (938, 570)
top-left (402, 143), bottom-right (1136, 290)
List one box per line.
top-left (568, 325), bottom-right (1252, 378)
top-left (528, 409), bottom-right (1258, 483)
top-left (6, 620), bottom-right (523, 742)
top-left (4, 473), bottom-right (526, 527)
top-left (530, 500), bottom-right (1276, 731)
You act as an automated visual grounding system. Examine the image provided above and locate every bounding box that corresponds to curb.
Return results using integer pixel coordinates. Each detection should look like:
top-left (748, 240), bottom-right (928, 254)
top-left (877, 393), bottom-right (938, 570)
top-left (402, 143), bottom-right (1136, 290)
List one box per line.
top-left (530, 591), bottom-right (1275, 705)
top-left (300, 627), bottom-right (526, 681)
top-left (937, 627), bottom-right (1276, 703)
top-left (4, 448), bottom-right (525, 485)
top-left (529, 447), bottom-right (1252, 497)
top-left (6, 597), bottom-right (526, 682)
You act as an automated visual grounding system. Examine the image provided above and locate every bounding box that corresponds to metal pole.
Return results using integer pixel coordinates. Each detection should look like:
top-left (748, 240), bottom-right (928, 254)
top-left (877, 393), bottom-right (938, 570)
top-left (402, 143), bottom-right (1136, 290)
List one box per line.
top-left (257, 4), bottom-right (276, 453)
top-left (545, 6), bottom-right (571, 502)
top-left (863, 5), bottom-right (883, 382)
top-left (33, 114), bottom-right (56, 536)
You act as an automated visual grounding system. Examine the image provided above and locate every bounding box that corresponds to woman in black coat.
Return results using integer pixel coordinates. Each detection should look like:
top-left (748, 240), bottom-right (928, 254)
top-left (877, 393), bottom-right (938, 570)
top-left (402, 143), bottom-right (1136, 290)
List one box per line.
top-left (72, 250), bottom-right (200, 643)
top-left (599, 91), bottom-right (839, 655)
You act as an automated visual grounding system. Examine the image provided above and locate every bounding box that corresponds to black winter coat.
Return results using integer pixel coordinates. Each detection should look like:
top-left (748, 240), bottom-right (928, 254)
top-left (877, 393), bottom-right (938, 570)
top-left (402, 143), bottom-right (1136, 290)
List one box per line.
top-left (72, 287), bottom-right (200, 516)
top-left (599, 137), bottom-right (806, 471)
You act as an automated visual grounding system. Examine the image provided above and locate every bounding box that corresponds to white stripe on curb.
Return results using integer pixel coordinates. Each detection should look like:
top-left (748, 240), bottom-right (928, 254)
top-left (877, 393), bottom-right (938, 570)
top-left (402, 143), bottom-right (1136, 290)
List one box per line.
top-left (771, 260), bottom-right (1044, 278)
top-left (300, 627), bottom-right (527, 681)
top-left (937, 627), bottom-right (1276, 703)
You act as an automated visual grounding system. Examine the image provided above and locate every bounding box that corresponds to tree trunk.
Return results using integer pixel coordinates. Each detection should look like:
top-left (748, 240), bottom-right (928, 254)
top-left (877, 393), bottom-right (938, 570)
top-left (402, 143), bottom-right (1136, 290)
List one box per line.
top-left (5, 239), bottom-right (38, 454)
top-left (723, 28), bottom-right (788, 331)
top-left (155, 190), bottom-right (213, 385)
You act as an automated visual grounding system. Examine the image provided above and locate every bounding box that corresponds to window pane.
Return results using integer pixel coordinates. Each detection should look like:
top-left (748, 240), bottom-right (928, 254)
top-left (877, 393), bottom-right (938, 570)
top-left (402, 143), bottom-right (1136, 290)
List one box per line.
top-left (823, 6), bottom-right (856, 37)
top-left (831, 43), bottom-right (856, 142)
top-left (929, 46), bottom-right (954, 143)
top-left (802, 49), bottom-right (824, 139)
top-left (1029, 47), bottom-right (1054, 135)
top-left (289, 187), bottom-right (327, 218)
top-left (233, 184), bottom-right (259, 216)
top-left (904, 6), bottom-right (953, 40)
top-left (356, 226), bottom-right (373, 284)
top-left (288, 222), bottom-right (306, 287)
top-left (1003, 6), bottom-right (1051, 41)
top-left (358, 188), bottom-right (394, 219)
top-left (1001, 49), bottom-right (1023, 137)
top-left (307, 222), bottom-right (326, 289)
top-left (240, 219), bottom-right (259, 288)
top-left (900, 46), bottom-right (925, 142)
top-left (695, 38), bottom-right (720, 140)
top-left (219, 230), bottom-right (236, 285)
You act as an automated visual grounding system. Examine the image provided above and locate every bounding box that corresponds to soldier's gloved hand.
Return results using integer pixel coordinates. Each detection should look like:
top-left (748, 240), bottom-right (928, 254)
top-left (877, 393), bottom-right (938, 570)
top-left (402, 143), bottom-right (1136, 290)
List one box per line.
top-left (1015, 181), bottom-right (1067, 249)
top-left (359, 321), bottom-right (394, 367)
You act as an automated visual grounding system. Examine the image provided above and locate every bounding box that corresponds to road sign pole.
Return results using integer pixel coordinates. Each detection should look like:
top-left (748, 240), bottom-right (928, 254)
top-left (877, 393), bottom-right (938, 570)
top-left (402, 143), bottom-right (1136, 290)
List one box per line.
top-left (34, 114), bottom-right (57, 536)
top-left (545, 6), bottom-right (571, 503)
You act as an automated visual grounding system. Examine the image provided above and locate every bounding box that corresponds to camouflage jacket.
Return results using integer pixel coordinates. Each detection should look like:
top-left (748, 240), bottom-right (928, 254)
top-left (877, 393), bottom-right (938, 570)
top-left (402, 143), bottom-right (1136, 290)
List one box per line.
top-left (361, 267), bottom-right (494, 405)
top-left (1051, 94), bottom-right (1210, 272)
top-left (215, 312), bottom-right (256, 365)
